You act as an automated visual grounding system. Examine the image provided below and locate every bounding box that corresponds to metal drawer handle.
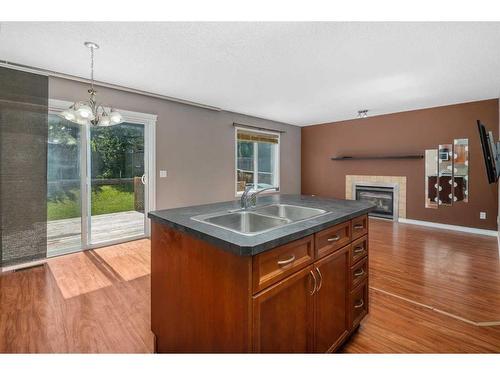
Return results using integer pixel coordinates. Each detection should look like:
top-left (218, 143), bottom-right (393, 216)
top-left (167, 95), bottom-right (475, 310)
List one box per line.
top-left (277, 254), bottom-right (296, 266)
top-left (354, 224), bottom-right (364, 230)
top-left (354, 246), bottom-right (365, 253)
top-left (327, 234), bottom-right (340, 242)
top-left (354, 299), bottom-right (364, 309)
top-left (354, 268), bottom-right (365, 277)
top-left (309, 270), bottom-right (317, 295)
top-left (315, 267), bottom-right (323, 292)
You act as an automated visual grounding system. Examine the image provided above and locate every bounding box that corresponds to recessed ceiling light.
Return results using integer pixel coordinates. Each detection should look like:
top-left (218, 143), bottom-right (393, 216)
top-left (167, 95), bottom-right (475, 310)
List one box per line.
top-left (357, 110), bottom-right (368, 118)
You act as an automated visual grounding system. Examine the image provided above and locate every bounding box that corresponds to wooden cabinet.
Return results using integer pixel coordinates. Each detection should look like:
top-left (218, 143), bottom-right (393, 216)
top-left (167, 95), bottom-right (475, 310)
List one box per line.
top-left (315, 221), bottom-right (351, 258)
top-left (252, 266), bottom-right (315, 353)
top-left (252, 235), bottom-right (314, 293)
top-left (349, 256), bottom-right (368, 290)
top-left (351, 214), bottom-right (368, 240)
top-left (349, 281), bottom-right (368, 329)
top-left (314, 245), bottom-right (350, 353)
top-left (151, 213), bottom-right (369, 353)
top-left (350, 235), bottom-right (368, 266)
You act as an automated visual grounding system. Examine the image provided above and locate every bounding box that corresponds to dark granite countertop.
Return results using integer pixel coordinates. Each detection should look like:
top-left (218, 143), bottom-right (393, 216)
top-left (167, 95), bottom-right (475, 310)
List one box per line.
top-left (148, 194), bottom-right (375, 256)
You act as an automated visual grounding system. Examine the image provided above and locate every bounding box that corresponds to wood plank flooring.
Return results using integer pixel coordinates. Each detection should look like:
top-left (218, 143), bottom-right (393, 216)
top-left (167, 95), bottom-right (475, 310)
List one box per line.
top-left (0, 219), bottom-right (499, 353)
top-left (0, 240), bottom-right (152, 353)
top-left (368, 219), bottom-right (500, 323)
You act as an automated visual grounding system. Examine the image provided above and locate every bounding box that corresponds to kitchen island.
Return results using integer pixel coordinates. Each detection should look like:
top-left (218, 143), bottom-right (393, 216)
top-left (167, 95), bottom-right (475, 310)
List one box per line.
top-left (148, 194), bottom-right (374, 353)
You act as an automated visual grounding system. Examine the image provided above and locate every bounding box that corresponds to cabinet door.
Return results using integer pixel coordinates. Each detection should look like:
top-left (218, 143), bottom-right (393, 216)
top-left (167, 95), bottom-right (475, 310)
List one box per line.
top-left (252, 265), bottom-right (315, 353)
top-left (314, 245), bottom-right (350, 353)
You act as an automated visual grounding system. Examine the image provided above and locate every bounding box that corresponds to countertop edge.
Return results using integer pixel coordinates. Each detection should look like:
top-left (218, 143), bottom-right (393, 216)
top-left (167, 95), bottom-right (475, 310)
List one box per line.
top-left (148, 206), bottom-right (373, 256)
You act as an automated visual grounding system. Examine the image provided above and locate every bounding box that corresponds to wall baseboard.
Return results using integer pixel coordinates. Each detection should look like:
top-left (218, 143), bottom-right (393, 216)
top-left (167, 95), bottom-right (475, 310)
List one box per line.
top-left (398, 218), bottom-right (498, 237)
top-left (1, 259), bottom-right (47, 273)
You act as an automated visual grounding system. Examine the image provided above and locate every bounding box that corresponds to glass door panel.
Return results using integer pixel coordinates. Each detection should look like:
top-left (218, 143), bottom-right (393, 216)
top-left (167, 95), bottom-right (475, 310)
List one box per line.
top-left (90, 122), bottom-right (146, 244)
top-left (47, 114), bottom-right (83, 255)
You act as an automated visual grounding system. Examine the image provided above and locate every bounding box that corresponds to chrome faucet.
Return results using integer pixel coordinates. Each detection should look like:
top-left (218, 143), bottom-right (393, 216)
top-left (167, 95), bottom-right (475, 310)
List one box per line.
top-left (240, 184), bottom-right (279, 210)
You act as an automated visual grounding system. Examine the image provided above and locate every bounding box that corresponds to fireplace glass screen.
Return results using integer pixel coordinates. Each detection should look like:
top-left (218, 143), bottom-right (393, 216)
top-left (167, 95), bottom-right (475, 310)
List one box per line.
top-left (355, 186), bottom-right (394, 219)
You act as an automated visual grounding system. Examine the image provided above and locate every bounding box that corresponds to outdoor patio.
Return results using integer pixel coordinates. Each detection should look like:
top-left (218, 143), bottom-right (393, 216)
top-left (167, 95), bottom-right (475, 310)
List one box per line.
top-left (47, 210), bottom-right (145, 254)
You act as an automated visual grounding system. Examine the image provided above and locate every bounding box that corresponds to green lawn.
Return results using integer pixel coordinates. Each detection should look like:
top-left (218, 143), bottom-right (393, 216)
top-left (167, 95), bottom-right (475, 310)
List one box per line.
top-left (47, 185), bottom-right (135, 221)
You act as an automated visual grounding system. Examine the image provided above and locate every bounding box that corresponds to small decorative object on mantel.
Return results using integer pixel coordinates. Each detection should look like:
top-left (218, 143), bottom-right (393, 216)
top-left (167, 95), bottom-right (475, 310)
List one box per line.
top-left (425, 138), bottom-right (469, 209)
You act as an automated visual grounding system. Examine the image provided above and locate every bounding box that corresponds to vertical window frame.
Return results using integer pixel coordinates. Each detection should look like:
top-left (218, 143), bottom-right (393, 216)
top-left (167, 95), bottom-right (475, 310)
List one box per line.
top-left (235, 127), bottom-right (280, 197)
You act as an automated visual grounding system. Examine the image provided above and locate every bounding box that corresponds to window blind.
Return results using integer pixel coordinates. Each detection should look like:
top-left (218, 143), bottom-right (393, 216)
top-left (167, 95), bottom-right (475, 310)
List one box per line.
top-left (237, 130), bottom-right (279, 144)
top-left (0, 67), bottom-right (48, 268)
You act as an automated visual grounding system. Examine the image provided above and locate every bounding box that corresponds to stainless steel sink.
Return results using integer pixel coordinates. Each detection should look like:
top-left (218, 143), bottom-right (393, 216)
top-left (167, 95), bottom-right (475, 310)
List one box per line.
top-left (194, 211), bottom-right (290, 235)
top-left (191, 204), bottom-right (329, 236)
top-left (253, 204), bottom-right (327, 221)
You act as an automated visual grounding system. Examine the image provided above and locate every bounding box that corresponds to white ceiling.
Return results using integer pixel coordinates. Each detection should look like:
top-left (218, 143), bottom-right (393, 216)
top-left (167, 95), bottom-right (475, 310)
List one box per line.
top-left (1, 22), bottom-right (500, 126)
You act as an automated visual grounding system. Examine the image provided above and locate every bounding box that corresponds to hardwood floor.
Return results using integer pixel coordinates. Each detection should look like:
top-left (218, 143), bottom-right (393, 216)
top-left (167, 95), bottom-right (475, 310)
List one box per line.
top-left (0, 219), bottom-right (499, 353)
top-left (369, 219), bottom-right (500, 323)
top-left (342, 219), bottom-right (500, 353)
top-left (0, 240), bottom-right (153, 353)
top-left (342, 288), bottom-right (500, 353)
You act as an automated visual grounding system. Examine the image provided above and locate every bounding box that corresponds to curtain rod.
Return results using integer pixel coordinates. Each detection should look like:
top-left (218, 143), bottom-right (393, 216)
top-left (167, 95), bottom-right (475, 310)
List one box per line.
top-left (233, 122), bottom-right (286, 134)
top-left (0, 60), bottom-right (222, 112)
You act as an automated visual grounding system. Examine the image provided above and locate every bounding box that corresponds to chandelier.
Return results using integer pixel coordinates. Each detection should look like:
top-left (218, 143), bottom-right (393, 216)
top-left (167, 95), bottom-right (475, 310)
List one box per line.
top-left (59, 42), bottom-right (123, 126)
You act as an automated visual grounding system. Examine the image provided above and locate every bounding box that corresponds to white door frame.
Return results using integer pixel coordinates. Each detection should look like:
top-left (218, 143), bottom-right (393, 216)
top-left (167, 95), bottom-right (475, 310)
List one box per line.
top-left (48, 99), bottom-right (157, 256)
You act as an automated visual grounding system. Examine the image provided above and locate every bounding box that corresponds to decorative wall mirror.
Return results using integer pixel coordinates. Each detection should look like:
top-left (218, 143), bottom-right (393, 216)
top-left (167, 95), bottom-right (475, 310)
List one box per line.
top-left (438, 143), bottom-right (453, 206)
top-left (424, 138), bottom-right (469, 209)
top-left (425, 149), bottom-right (438, 209)
top-left (453, 138), bottom-right (469, 203)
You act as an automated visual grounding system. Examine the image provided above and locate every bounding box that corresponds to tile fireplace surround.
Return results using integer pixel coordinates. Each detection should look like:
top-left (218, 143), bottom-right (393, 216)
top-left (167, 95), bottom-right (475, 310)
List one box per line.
top-left (346, 175), bottom-right (407, 219)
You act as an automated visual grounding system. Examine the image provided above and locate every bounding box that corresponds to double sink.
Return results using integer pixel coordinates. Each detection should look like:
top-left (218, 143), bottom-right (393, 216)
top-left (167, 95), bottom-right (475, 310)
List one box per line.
top-left (191, 204), bottom-right (328, 236)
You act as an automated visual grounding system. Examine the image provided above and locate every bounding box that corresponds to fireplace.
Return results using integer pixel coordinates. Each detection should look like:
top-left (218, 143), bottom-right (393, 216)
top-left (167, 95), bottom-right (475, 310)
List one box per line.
top-left (353, 182), bottom-right (399, 220)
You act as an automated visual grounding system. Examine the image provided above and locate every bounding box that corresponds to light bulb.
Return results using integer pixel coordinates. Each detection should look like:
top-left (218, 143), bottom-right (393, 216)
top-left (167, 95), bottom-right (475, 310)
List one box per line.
top-left (60, 109), bottom-right (76, 122)
top-left (99, 115), bottom-right (111, 126)
top-left (109, 110), bottom-right (122, 125)
top-left (75, 115), bottom-right (88, 126)
top-left (76, 104), bottom-right (94, 120)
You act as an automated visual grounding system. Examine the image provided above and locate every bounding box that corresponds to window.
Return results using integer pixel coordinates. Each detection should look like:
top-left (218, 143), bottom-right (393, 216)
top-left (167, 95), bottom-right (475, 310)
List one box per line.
top-left (235, 128), bottom-right (280, 194)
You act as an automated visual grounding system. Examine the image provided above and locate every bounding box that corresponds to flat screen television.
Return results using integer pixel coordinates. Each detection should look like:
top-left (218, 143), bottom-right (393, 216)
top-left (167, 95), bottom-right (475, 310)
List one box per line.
top-left (477, 120), bottom-right (499, 183)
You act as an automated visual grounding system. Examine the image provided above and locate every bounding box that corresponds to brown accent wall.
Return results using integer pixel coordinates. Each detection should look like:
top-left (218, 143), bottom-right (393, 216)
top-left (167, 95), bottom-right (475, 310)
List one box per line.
top-left (302, 99), bottom-right (498, 230)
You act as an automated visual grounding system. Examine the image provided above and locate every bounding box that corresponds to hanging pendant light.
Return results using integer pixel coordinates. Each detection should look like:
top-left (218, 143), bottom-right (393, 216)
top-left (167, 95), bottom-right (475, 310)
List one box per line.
top-left (59, 42), bottom-right (123, 126)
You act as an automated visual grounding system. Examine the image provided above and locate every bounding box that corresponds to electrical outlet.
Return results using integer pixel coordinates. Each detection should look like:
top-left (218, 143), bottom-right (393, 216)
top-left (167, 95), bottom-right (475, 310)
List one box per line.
top-left (480, 212), bottom-right (487, 220)
top-left (159, 170), bottom-right (167, 178)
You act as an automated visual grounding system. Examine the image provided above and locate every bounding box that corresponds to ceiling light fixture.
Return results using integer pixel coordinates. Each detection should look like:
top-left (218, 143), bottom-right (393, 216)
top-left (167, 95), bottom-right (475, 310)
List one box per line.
top-left (59, 42), bottom-right (123, 127)
top-left (357, 110), bottom-right (368, 118)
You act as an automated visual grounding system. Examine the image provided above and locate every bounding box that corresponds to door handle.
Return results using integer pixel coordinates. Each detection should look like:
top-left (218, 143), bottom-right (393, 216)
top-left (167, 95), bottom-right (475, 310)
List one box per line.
top-left (315, 267), bottom-right (323, 292)
top-left (353, 246), bottom-right (365, 254)
top-left (354, 268), bottom-right (365, 277)
top-left (354, 299), bottom-right (365, 309)
top-left (327, 234), bottom-right (340, 242)
top-left (309, 270), bottom-right (317, 295)
top-left (277, 254), bottom-right (295, 266)
top-left (354, 224), bottom-right (364, 230)
top-left (141, 174), bottom-right (147, 185)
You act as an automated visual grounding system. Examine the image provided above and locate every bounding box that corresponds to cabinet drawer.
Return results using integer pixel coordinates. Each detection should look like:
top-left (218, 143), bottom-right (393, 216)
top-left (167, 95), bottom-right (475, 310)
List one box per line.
top-left (252, 235), bottom-right (314, 293)
top-left (314, 221), bottom-right (351, 259)
top-left (350, 235), bottom-right (368, 266)
top-left (351, 215), bottom-right (368, 240)
top-left (349, 281), bottom-right (368, 329)
top-left (349, 257), bottom-right (368, 290)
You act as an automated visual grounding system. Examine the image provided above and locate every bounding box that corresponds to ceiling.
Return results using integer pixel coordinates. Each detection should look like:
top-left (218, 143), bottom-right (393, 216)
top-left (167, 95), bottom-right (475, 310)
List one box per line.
top-left (1, 22), bottom-right (500, 126)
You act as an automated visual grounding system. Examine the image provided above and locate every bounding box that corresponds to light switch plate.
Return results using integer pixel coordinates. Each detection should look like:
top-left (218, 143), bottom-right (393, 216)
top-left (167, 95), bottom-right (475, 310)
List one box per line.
top-left (480, 212), bottom-right (486, 220)
top-left (160, 170), bottom-right (167, 178)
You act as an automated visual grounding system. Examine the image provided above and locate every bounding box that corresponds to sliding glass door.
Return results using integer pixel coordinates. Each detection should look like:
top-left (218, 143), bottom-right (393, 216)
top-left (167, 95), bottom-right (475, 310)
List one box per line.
top-left (47, 114), bottom-right (83, 254)
top-left (47, 107), bottom-right (154, 256)
top-left (90, 122), bottom-right (146, 244)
